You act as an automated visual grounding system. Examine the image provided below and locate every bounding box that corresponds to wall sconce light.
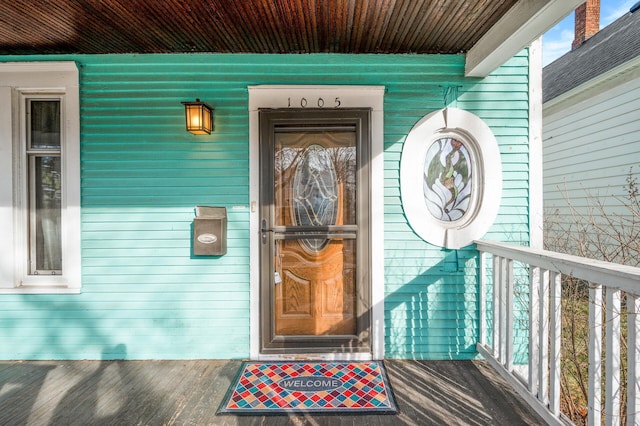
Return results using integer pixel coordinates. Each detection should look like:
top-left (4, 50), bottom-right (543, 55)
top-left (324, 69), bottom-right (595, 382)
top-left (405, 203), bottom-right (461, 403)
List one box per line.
top-left (181, 99), bottom-right (214, 134)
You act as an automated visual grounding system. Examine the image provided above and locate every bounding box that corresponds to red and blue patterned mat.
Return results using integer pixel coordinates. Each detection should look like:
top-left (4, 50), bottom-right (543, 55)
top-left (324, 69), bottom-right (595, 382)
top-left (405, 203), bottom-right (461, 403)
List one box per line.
top-left (218, 361), bottom-right (397, 415)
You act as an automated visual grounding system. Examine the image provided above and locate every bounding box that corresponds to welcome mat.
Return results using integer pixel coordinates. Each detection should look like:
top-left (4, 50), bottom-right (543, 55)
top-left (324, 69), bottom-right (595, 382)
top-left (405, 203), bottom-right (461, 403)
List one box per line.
top-left (218, 361), bottom-right (397, 415)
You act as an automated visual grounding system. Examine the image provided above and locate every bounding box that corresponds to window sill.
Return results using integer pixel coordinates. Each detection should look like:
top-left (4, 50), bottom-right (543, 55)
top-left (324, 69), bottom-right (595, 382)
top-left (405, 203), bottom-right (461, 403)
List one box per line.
top-left (0, 286), bottom-right (81, 294)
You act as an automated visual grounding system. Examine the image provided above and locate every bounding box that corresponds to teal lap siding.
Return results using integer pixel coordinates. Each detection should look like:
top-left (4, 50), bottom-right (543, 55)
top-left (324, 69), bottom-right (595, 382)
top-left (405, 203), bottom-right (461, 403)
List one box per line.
top-left (0, 53), bottom-right (529, 360)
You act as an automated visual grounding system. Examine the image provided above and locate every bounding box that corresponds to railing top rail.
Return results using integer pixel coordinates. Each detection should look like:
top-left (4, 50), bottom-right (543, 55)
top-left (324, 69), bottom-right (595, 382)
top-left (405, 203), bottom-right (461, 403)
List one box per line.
top-left (474, 240), bottom-right (640, 295)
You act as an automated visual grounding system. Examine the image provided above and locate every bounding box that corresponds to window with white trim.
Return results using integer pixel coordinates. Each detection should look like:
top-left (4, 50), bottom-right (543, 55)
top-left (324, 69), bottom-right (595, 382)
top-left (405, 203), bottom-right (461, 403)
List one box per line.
top-left (0, 62), bottom-right (81, 293)
top-left (400, 107), bottom-right (503, 249)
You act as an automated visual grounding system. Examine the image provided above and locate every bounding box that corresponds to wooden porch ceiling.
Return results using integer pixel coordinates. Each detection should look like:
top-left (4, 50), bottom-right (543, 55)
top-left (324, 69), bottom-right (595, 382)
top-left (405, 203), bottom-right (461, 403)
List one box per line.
top-left (1, 0), bottom-right (582, 76)
top-left (2, 0), bottom-right (519, 55)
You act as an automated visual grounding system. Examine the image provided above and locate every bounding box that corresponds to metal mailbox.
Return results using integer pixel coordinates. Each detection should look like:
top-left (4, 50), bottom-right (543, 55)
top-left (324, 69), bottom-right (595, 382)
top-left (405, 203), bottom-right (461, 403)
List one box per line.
top-left (193, 206), bottom-right (227, 256)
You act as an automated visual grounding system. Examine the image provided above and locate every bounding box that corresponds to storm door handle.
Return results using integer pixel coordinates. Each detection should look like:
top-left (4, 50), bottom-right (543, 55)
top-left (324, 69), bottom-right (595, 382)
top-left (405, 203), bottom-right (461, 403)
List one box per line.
top-left (261, 218), bottom-right (272, 244)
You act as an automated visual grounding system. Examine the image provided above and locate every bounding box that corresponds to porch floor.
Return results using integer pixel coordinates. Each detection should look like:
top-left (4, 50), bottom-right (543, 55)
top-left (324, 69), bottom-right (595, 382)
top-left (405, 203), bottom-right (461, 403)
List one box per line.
top-left (0, 359), bottom-right (544, 425)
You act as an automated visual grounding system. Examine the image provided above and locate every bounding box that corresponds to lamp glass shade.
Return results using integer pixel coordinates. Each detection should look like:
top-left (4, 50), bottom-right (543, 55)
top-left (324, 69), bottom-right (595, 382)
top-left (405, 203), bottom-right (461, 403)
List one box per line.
top-left (182, 100), bottom-right (213, 134)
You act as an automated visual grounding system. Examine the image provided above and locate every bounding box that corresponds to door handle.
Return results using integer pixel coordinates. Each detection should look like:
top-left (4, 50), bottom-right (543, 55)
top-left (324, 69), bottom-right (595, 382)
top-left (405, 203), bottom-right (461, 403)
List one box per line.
top-left (261, 218), bottom-right (271, 244)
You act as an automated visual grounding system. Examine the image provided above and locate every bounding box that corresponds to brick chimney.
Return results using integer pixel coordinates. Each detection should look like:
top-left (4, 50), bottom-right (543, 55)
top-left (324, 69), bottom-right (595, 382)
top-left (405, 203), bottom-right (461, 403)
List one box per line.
top-left (572, 0), bottom-right (600, 49)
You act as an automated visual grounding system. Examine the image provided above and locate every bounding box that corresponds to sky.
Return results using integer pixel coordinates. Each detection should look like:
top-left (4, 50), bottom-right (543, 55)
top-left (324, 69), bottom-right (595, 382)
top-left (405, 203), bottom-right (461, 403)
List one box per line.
top-left (542, 0), bottom-right (637, 66)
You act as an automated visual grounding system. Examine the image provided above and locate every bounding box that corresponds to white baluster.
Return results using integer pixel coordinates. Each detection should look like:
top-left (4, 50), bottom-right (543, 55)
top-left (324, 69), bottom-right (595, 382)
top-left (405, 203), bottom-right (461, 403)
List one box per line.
top-left (549, 271), bottom-right (562, 416)
top-left (539, 269), bottom-right (550, 405)
top-left (589, 283), bottom-right (603, 426)
top-left (606, 288), bottom-right (621, 426)
top-left (529, 266), bottom-right (541, 396)
top-left (628, 294), bottom-right (640, 426)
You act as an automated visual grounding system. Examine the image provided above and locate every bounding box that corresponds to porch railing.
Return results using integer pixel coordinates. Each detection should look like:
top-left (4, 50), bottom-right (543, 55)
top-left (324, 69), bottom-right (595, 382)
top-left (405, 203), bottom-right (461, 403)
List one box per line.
top-left (474, 240), bottom-right (640, 426)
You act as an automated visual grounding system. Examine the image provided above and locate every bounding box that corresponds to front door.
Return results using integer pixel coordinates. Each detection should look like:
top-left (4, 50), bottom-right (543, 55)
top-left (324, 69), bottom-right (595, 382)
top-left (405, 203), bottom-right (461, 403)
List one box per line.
top-left (259, 109), bottom-right (371, 354)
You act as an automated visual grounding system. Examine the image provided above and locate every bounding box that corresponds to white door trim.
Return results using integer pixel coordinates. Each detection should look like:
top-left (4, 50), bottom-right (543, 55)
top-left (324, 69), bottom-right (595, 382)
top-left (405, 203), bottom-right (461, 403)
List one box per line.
top-left (248, 85), bottom-right (385, 360)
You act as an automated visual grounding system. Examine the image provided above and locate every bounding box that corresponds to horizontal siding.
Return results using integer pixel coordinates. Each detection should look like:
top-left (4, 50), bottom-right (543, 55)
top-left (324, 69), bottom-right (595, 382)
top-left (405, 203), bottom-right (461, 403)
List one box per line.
top-left (384, 51), bottom-right (530, 360)
top-left (0, 52), bottom-right (530, 360)
top-left (544, 79), bottom-right (640, 246)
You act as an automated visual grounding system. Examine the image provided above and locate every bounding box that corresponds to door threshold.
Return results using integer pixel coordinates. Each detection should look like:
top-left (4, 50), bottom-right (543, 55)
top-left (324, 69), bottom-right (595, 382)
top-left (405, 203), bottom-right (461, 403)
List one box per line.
top-left (255, 352), bottom-right (373, 361)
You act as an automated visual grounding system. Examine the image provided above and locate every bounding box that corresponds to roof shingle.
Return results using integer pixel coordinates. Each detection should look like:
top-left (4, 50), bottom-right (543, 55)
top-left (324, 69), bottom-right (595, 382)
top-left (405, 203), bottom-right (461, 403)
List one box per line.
top-left (543, 7), bottom-right (640, 103)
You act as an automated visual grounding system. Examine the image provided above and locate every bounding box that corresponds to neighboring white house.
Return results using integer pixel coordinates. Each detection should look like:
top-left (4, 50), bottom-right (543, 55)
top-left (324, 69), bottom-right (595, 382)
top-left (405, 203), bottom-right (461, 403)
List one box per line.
top-left (543, 0), bottom-right (640, 261)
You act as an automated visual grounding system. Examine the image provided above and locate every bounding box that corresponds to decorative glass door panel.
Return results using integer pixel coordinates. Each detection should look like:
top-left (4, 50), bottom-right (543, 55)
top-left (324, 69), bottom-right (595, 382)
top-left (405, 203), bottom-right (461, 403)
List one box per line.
top-left (274, 130), bottom-right (356, 337)
top-left (260, 109), bottom-right (370, 354)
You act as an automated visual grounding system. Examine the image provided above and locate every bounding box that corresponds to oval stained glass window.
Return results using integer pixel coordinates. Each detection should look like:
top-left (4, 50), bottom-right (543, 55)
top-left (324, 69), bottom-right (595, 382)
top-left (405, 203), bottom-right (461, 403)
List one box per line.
top-left (292, 144), bottom-right (339, 252)
top-left (423, 137), bottom-right (472, 221)
top-left (400, 108), bottom-right (502, 249)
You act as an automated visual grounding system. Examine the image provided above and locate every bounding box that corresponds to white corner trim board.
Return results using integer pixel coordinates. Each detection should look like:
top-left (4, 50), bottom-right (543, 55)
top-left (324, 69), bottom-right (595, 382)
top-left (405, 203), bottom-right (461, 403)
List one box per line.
top-left (400, 108), bottom-right (502, 249)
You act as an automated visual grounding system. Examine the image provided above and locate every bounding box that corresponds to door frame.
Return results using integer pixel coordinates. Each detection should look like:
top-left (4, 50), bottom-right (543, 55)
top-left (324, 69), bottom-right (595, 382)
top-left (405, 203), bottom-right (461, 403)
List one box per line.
top-left (248, 85), bottom-right (385, 360)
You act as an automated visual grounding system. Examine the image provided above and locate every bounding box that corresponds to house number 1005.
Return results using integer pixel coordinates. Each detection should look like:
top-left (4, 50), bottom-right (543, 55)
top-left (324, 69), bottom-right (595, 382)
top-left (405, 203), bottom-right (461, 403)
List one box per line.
top-left (287, 97), bottom-right (342, 108)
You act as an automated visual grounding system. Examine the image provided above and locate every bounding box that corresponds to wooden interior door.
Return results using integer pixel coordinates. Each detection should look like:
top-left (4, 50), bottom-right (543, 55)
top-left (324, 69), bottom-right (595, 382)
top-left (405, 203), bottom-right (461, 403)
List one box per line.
top-left (260, 109), bottom-right (370, 354)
